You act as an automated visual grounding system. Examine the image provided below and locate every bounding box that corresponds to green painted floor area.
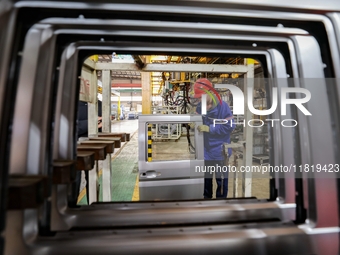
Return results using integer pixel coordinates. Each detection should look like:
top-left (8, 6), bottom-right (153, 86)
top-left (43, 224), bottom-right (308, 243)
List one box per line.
top-left (78, 131), bottom-right (138, 205)
top-left (77, 192), bottom-right (88, 205)
top-left (111, 132), bottom-right (139, 201)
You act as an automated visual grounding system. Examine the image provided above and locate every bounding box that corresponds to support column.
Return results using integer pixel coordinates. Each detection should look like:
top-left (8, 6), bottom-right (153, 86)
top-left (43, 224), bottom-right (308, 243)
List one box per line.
top-left (242, 59), bottom-right (254, 197)
top-left (102, 70), bottom-right (112, 132)
top-left (88, 68), bottom-right (98, 204)
top-left (141, 56), bottom-right (151, 114)
top-left (88, 69), bottom-right (98, 135)
top-left (101, 69), bottom-right (112, 202)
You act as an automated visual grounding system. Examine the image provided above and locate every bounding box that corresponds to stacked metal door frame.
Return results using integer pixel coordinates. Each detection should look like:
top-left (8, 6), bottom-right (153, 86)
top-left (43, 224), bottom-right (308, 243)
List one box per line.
top-left (265, 49), bottom-right (296, 206)
top-left (10, 19), bottom-right (308, 231)
top-left (0, 21), bottom-right (290, 241)
top-left (53, 42), bottom-right (284, 216)
top-left (0, 0), bottom-right (336, 254)
top-left (60, 38), bottom-right (338, 254)
top-left (50, 43), bottom-right (291, 232)
top-left (328, 13), bottom-right (340, 49)
top-left (34, 222), bottom-right (318, 255)
top-left (3, 15), bottom-right (338, 255)
top-left (5, 0), bottom-right (338, 217)
top-left (46, 25), bottom-right (326, 221)
top-left (0, 3), bottom-right (17, 245)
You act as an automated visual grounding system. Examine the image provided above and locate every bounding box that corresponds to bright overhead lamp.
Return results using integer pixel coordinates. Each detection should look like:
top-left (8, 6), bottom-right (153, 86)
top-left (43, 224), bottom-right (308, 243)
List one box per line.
top-left (152, 72), bottom-right (162, 76)
top-left (150, 55), bottom-right (168, 61)
top-left (231, 73), bottom-right (239, 79)
top-left (111, 53), bottom-right (134, 63)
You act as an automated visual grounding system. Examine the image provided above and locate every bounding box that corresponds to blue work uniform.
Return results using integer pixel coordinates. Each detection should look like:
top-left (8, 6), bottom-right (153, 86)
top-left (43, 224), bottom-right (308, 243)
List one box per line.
top-left (196, 100), bottom-right (235, 198)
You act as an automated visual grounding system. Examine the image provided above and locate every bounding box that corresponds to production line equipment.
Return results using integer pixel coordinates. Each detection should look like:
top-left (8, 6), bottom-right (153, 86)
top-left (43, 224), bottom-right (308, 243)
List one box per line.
top-left (151, 106), bottom-right (182, 141)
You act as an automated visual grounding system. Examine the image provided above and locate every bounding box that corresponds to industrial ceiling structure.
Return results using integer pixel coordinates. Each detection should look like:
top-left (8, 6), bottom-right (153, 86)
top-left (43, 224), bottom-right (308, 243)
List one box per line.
top-left (96, 54), bottom-right (261, 95)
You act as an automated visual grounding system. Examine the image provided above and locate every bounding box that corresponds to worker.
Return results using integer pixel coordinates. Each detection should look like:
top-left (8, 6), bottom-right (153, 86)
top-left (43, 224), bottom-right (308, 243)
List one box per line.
top-left (78, 100), bottom-right (102, 137)
top-left (193, 78), bottom-right (235, 199)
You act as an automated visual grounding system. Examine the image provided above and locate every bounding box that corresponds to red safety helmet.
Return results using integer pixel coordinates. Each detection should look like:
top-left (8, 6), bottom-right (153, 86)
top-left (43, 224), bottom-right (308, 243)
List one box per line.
top-left (193, 78), bottom-right (213, 98)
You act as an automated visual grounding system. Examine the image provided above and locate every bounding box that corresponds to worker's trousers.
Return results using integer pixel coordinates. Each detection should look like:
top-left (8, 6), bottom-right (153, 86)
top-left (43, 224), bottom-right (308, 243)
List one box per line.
top-left (203, 160), bottom-right (229, 199)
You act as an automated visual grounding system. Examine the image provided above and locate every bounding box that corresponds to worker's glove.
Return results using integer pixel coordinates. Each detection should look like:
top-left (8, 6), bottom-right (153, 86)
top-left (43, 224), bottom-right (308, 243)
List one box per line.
top-left (197, 125), bottom-right (210, 133)
top-left (188, 122), bottom-right (195, 129)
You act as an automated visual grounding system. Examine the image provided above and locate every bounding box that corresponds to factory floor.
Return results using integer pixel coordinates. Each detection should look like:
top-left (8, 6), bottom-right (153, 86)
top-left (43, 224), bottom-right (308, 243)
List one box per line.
top-left (78, 119), bottom-right (269, 205)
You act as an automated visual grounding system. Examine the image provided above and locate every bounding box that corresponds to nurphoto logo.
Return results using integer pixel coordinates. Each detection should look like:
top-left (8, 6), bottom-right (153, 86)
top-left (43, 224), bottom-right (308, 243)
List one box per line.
top-left (201, 84), bottom-right (312, 127)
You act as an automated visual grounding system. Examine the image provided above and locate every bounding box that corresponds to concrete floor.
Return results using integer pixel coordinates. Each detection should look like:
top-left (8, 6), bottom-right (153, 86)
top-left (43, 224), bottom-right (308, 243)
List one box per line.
top-left (110, 118), bottom-right (139, 134)
top-left (78, 118), bottom-right (270, 204)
